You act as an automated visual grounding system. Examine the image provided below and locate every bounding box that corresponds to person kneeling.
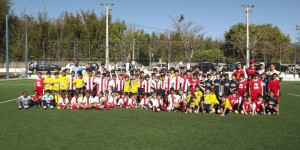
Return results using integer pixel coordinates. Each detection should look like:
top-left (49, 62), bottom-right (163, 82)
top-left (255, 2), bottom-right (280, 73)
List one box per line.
top-left (218, 95), bottom-right (232, 116)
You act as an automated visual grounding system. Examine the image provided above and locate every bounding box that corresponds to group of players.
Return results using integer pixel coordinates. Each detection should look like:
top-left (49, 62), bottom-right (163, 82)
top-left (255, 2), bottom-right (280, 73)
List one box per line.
top-left (17, 60), bottom-right (281, 116)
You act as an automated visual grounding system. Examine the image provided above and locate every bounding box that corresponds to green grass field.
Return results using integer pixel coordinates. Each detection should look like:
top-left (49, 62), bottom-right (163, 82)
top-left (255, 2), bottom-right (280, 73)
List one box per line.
top-left (0, 79), bottom-right (299, 150)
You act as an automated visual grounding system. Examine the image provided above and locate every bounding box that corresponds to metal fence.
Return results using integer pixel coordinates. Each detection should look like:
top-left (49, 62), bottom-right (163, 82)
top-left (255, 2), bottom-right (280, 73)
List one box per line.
top-left (1, 40), bottom-right (300, 74)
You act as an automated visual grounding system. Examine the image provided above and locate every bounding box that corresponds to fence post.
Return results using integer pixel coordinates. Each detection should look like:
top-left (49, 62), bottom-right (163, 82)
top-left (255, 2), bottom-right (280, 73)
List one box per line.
top-left (264, 42), bottom-right (266, 63)
top-left (232, 42), bottom-right (235, 63)
top-left (25, 21), bottom-right (28, 78)
top-left (42, 41), bottom-right (45, 71)
top-left (279, 43), bottom-right (282, 71)
top-left (137, 40), bottom-right (140, 65)
top-left (217, 39), bottom-right (220, 65)
top-left (88, 41), bottom-right (91, 63)
top-left (201, 40), bottom-right (204, 71)
top-left (73, 41), bottom-right (76, 60)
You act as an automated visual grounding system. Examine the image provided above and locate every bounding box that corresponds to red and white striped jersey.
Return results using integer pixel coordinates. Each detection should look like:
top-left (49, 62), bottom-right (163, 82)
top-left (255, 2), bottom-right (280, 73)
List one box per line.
top-left (127, 98), bottom-right (134, 105)
top-left (168, 94), bottom-right (178, 108)
top-left (151, 80), bottom-right (161, 90)
top-left (165, 76), bottom-right (173, 91)
top-left (96, 77), bottom-right (106, 92)
top-left (178, 93), bottom-right (187, 102)
top-left (143, 80), bottom-right (152, 93)
top-left (180, 78), bottom-right (191, 92)
top-left (59, 97), bottom-right (69, 105)
top-left (160, 79), bottom-right (166, 90)
top-left (152, 98), bottom-right (163, 107)
top-left (84, 77), bottom-right (94, 90)
top-left (117, 79), bottom-right (124, 91)
top-left (83, 96), bottom-right (94, 105)
top-left (93, 96), bottom-right (105, 103)
top-left (109, 79), bottom-right (118, 90)
top-left (68, 77), bottom-right (76, 90)
top-left (171, 76), bottom-right (181, 91)
top-left (71, 97), bottom-right (82, 104)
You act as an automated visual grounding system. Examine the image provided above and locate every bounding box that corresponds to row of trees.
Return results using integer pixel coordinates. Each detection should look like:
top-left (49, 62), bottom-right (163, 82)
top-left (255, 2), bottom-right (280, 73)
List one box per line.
top-left (0, 0), bottom-right (295, 67)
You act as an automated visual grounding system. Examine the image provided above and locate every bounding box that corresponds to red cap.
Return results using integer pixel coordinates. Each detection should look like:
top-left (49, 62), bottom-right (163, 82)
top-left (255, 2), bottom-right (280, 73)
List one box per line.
top-left (250, 59), bottom-right (255, 64)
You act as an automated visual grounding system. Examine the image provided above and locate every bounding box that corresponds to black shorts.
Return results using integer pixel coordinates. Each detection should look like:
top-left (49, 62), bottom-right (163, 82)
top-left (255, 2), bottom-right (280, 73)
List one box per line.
top-left (53, 90), bottom-right (59, 93)
top-left (112, 88), bottom-right (118, 93)
top-left (138, 88), bottom-right (144, 95)
top-left (45, 90), bottom-right (52, 94)
top-left (203, 104), bottom-right (211, 112)
top-left (154, 90), bottom-right (161, 95)
top-left (124, 92), bottom-right (131, 96)
top-left (60, 90), bottom-right (68, 93)
top-left (68, 90), bottom-right (75, 95)
top-left (85, 89), bottom-right (93, 93)
top-left (76, 88), bottom-right (84, 93)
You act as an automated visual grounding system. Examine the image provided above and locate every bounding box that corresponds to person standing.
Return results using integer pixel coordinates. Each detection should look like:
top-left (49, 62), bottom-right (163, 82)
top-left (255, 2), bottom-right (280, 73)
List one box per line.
top-left (71, 60), bottom-right (83, 77)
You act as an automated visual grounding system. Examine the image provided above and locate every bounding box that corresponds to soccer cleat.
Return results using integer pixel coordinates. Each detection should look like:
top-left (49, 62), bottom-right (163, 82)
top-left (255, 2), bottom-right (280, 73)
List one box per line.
top-left (235, 110), bottom-right (238, 114)
top-left (24, 106), bottom-right (29, 109)
top-left (18, 106), bottom-right (22, 109)
top-left (44, 106), bottom-right (47, 109)
top-left (57, 107), bottom-right (61, 110)
top-left (50, 106), bottom-right (54, 109)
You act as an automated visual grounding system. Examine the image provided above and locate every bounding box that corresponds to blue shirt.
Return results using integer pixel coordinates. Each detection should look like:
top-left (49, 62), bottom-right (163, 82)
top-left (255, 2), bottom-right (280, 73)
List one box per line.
top-left (18, 96), bottom-right (31, 102)
top-left (42, 95), bottom-right (54, 103)
top-left (71, 65), bottom-right (83, 77)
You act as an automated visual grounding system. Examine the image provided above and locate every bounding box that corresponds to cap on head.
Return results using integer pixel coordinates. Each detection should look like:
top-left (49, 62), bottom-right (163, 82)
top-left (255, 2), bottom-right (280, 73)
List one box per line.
top-left (250, 59), bottom-right (255, 64)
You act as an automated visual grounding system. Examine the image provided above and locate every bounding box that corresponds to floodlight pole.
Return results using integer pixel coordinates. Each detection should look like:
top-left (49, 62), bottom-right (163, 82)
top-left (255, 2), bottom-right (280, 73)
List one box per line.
top-left (25, 20), bottom-right (28, 78)
top-left (101, 3), bottom-right (114, 69)
top-left (5, 14), bottom-right (9, 79)
top-left (242, 4), bottom-right (254, 68)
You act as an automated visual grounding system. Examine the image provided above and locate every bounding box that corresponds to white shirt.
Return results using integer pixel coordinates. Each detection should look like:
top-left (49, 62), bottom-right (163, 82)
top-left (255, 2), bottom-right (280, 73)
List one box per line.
top-left (93, 96), bottom-right (105, 103)
top-left (109, 79), bottom-right (118, 90)
top-left (59, 97), bottom-right (69, 105)
top-left (96, 77), bottom-right (106, 92)
top-left (68, 77), bottom-right (76, 90)
top-left (83, 96), bottom-right (94, 105)
top-left (171, 76), bottom-right (181, 91)
top-left (180, 78), bottom-right (190, 92)
top-left (142, 80), bottom-right (152, 93)
top-left (71, 97), bottom-right (82, 104)
top-left (168, 94), bottom-right (178, 107)
top-left (152, 98), bottom-right (163, 107)
top-left (84, 77), bottom-right (94, 90)
top-left (117, 79), bottom-right (124, 91)
top-left (151, 80), bottom-right (161, 90)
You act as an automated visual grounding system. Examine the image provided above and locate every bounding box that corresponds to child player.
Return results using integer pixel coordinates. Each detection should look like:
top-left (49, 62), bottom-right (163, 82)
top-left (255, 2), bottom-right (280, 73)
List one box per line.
top-left (73, 72), bottom-right (85, 101)
top-left (70, 93), bottom-right (83, 110)
top-left (254, 94), bottom-right (265, 115)
top-left (241, 96), bottom-right (254, 115)
top-left (43, 71), bottom-right (53, 93)
top-left (68, 71), bottom-right (76, 101)
top-left (57, 92), bottom-right (70, 109)
top-left (81, 91), bottom-right (94, 109)
top-left (17, 91), bottom-right (32, 109)
top-left (266, 91), bottom-right (279, 115)
top-left (219, 95), bottom-right (232, 116)
top-left (41, 91), bottom-right (55, 109)
top-left (34, 72), bottom-right (44, 96)
top-left (249, 73), bottom-right (263, 101)
top-left (59, 70), bottom-right (70, 100)
top-left (53, 72), bottom-right (60, 105)
top-left (31, 90), bottom-right (42, 108)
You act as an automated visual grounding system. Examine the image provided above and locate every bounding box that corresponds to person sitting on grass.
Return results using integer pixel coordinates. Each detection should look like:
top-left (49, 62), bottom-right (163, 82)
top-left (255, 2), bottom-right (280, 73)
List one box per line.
top-left (218, 95), bottom-right (232, 116)
top-left (241, 96), bottom-right (255, 115)
top-left (140, 93), bottom-right (155, 109)
top-left (228, 90), bottom-right (239, 113)
top-left (70, 93), bottom-right (82, 110)
top-left (152, 94), bottom-right (166, 112)
top-left (41, 91), bottom-right (54, 109)
top-left (17, 91), bottom-right (32, 109)
top-left (254, 94), bottom-right (266, 115)
top-left (92, 92), bottom-right (104, 110)
top-left (201, 88), bottom-right (217, 114)
top-left (81, 91), bottom-right (94, 110)
top-left (31, 90), bottom-right (41, 108)
top-left (186, 95), bottom-right (199, 114)
top-left (57, 93), bottom-right (70, 110)
top-left (266, 91), bottom-right (279, 115)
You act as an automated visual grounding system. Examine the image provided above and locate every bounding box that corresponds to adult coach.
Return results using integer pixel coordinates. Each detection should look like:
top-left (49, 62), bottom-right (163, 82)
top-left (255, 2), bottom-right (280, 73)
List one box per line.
top-left (246, 59), bottom-right (257, 77)
top-left (71, 60), bottom-right (83, 77)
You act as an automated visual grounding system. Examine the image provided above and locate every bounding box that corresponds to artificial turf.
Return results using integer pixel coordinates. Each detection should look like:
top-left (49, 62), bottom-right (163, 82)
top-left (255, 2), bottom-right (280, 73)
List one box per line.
top-left (0, 79), bottom-right (299, 150)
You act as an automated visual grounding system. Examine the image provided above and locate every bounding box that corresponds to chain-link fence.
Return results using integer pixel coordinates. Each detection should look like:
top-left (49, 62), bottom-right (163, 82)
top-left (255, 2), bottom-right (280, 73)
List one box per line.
top-left (1, 40), bottom-right (300, 76)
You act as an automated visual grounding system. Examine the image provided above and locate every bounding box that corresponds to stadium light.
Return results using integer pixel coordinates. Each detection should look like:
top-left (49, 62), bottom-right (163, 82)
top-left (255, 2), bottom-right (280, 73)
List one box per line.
top-left (241, 4), bottom-right (254, 68)
top-left (100, 3), bottom-right (114, 69)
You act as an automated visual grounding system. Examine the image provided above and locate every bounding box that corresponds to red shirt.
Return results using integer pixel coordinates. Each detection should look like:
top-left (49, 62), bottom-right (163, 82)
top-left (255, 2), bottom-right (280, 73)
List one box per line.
top-left (234, 70), bottom-right (245, 79)
top-left (246, 67), bottom-right (257, 77)
top-left (254, 100), bottom-right (265, 111)
top-left (249, 79), bottom-right (262, 99)
top-left (190, 79), bottom-right (200, 93)
top-left (31, 95), bottom-right (40, 101)
top-left (237, 80), bottom-right (248, 97)
top-left (267, 79), bottom-right (280, 95)
top-left (243, 100), bottom-right (253, 113)
top-left (228, 95), bottom-right (238, 106)
top-left (34, 78), bottom-right (44, 89)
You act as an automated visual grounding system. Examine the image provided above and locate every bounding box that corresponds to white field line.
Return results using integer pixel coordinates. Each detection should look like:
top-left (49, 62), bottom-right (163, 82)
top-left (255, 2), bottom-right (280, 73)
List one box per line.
top-left (288, 93), bottom-right (300, 97)
top-left (0, 99), bottom-right (16, 104)
top-left (0, 84), bottom-right (33, 86)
